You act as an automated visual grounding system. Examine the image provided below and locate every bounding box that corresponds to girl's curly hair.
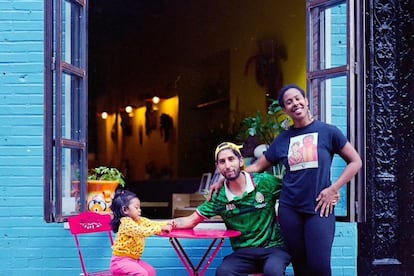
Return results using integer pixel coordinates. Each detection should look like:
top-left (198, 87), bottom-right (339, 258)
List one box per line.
top-left (111, 189), bottom-right (138, 232)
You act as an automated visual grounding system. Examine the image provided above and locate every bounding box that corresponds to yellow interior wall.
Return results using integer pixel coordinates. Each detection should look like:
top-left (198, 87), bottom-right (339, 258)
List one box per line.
top-left (227, 0), bottom-right (307, 120)
top-left (96, 97), bottom-right (179, 181)
top-left (176, 0), bottom-right (307, 176)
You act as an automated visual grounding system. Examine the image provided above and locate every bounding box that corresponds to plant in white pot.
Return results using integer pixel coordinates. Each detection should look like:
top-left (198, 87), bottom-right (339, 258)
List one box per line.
top-left (87, 166), bottom-right (126, 213)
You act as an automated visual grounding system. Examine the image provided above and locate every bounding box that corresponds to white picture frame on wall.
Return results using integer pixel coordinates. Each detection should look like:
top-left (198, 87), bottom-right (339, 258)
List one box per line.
top-left (197, 173), bottom-right (212, 194)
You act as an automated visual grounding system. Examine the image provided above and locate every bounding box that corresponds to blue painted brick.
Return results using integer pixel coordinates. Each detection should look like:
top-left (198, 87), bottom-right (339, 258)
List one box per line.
top-left (0, 94), bottom-right (43, 104)
top-left (0, 126), bottom-right (43, 135)
top-left (1, 146), bottom-right (42, 156)
top-left (0, 52), bottom-right (43, 63)
top-left (11, 1), bottom-right (43, 11)
top-left (1, 32), bottom-right (43, 43)
top-left (342, 246), bottom-right (357, 256)
top-left (0, 41), bottom-right (43, 51)
top-left (12, 21), bottom-right (43, 31)
top-left (0, 10), bottom-right (43, 21)
top-left (0, 63), bottom-right (43, 73)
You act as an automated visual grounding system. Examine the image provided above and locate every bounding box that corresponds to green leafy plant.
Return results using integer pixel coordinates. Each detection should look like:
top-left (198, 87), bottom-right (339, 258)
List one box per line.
top-left (88, 166), bottom-right (126, 187)
top-left (237, 99), bottom-right (291, 179)
top-left (237, 100), bottom-right (290, 145)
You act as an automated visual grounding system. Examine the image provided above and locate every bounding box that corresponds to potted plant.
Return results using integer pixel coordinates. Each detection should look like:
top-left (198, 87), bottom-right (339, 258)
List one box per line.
top-left (237, 100), bottom-right (291, 178)
top-left (87, 166), bottom-right (126, 214)
top-left (88, 166), bottom-right (126, 186)
top-left (237, 100), bottom-right (290, 145)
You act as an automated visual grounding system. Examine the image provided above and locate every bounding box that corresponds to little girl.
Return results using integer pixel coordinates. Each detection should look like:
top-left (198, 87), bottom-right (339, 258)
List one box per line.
top-left (110, 189), bottom-right (173, 276)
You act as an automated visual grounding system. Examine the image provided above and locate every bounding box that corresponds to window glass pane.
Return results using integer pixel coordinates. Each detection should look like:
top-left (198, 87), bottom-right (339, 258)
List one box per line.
top-left (327, 75), bottom-right (348, 217)
top-left (62, 148), bottom-right (82, 216)
top-left (44, 0), bottom-right (87, 222)
top-left (62, 72), bottom-right (82, 140)
top-left (309, 1), bottom-right (347, 70)
top-left (310, 75), bottom-right (348, 216)
top-left (62, 0), bottom-right (81, 66)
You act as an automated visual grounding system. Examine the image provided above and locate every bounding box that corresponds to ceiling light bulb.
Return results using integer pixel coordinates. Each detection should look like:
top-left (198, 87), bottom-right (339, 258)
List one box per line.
top-left (101, 112), bottom-right (108, 119)
top-left (125, 105), bottom-right (133, 113)
top-left (152, 96), bottom-right (160, 104)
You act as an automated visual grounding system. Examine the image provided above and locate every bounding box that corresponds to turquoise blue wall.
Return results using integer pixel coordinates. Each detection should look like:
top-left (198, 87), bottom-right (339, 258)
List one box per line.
top-left (0, 1), bottom-right (357, 275)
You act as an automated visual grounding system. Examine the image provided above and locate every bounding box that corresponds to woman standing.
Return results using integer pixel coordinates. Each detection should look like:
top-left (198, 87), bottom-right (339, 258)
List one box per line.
top-left (247, 84), bottom-right (362, 275)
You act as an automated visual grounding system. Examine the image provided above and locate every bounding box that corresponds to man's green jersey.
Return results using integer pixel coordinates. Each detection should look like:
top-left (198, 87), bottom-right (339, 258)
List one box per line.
top-left (197, 171), bottom-right (284, 250)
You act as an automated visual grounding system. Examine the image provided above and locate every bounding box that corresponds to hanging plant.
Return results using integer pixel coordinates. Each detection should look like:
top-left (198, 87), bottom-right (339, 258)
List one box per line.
top-left (245, 39), bottom-right (288, 99)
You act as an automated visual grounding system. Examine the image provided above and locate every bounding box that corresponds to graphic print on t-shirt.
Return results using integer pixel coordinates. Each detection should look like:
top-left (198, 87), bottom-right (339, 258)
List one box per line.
top-left (288, 132), bottom-right (319, 171)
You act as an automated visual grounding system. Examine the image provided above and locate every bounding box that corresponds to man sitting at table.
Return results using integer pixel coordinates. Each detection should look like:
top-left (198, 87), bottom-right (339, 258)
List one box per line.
top-left (172, 142), bottom-right (291, 276)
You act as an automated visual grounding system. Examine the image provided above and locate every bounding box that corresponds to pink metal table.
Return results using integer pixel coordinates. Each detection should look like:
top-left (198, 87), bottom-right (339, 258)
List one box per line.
top-left (159, 228), bottom-right (241, 276)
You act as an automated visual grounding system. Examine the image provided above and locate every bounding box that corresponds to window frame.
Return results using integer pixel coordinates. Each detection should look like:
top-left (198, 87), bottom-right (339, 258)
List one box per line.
top-left (44, 0), bottom-right (89, 222)
top-left (43, 0), bottom-right (365, 222)
top-left (306, 0), bottom-right (362, 222)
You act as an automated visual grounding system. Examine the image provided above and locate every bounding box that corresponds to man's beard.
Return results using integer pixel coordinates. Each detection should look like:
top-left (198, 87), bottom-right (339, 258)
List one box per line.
top-left (224, 168), bottom-right (241, 181)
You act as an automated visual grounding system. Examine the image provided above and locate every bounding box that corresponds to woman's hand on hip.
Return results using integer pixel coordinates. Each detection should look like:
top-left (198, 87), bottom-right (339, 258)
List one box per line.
top-left (315, 187), bottom-right (340, 217)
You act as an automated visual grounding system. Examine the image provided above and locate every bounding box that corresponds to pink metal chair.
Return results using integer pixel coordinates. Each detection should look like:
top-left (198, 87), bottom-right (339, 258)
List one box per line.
top-left (68, 212), bottom-right (114, 276)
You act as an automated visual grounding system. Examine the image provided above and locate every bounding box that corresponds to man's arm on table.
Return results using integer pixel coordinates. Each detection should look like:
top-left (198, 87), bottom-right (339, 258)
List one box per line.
top-left (173, 211), bottom-right (205, 229)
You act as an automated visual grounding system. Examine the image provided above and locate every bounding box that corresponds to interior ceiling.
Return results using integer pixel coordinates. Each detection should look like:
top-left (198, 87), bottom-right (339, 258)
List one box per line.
top-left (89, 0), bottom-right (163, 35)
top-left (88, 0), bottom-right (238, 103)
top-left (88, 0), bottom-right (293, 103)
top-left (89, 0), bottom-right (253, 68)
top-left (89, 0), bottom-right (211, 67)
top-left (88, 0), bottom-right (168, 101)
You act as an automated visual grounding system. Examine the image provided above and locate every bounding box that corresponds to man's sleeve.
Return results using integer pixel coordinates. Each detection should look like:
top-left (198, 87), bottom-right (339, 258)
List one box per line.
top-left (197, 195), bottom-right (220, 218)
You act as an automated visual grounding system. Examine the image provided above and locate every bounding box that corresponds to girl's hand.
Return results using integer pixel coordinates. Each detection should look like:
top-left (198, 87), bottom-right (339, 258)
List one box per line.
top-left (315, 187), bottom-right (340, 217)
top-left (161, 224), bottom-right (173, 233)
top-left (167, 220), bottom-right (176, 229)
